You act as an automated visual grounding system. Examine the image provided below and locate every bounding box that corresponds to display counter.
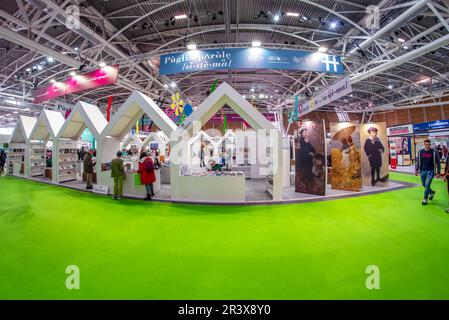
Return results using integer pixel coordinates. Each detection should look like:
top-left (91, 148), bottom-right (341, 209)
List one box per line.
top-left (98, 169), bottom-right (161, 198)
top-left (174, 172), bottom-right (246, 202)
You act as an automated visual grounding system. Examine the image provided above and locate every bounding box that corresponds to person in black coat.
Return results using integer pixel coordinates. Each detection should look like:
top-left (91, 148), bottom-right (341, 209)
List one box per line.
top-left (364, 127), bottom-right (385, 186)
top-left (296, 128), bottom-right (315, 183)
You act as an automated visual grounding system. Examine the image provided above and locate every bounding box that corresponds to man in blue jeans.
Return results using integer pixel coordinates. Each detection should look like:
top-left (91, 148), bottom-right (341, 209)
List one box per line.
top-left (415, 139), bottom-right (441, 205)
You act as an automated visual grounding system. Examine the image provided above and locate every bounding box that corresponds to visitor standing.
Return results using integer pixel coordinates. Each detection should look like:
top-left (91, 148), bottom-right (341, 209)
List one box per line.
top-left (443, 162), bottom-right (449, 214)
top-left (0, 148), bottom-right (6, 174)
top-left (415, 139), bottom-right (441, 205)
top-left (83, 149), bottom-right (94, 190)
top-left (138, 151), bottom-right (156, 201)
top-left (437, 145), bottom-right (443, 160)
top-left (111, 151), bottom-right (125, 200)
top-left (199, 144), bottom-right (206, 167)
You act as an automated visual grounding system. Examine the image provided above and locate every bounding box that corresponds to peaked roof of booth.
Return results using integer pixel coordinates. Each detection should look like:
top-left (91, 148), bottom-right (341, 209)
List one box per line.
top-left (189, 130), bottom-right (216, 146)
top-left (142, 132), bottom-right (168, 147)
top-left (102, 91), bottom-right (177, 140)
top-left (179, 82), bottom-right (275, 133)
top-left (121, 134), bottom-right (143, 148)
top-left (29, 109), bottom-right (65, 141)
top-left (57, 101), bottom-right (107, 140)
top-left (9, 115), bottom-right (37, 143)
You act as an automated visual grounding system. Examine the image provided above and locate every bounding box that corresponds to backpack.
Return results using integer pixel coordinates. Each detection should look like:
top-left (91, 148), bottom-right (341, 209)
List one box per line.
top-left (144, 158), bottom-right (154, 172)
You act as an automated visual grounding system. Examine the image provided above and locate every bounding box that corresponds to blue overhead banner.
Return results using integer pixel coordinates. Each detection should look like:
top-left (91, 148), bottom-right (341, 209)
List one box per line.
top-left (159, 48), bottom-right (345, 75)
top-left (413, 119), bottom-right (449, 132)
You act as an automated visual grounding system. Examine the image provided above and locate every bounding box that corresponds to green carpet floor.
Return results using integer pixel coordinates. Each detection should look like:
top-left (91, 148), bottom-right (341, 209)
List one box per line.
top-left (0, 172), bottom-right (449, 300)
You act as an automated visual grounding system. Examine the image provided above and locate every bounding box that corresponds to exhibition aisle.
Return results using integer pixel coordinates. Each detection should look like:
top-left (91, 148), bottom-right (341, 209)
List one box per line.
top-left (0, 173), bottom-right (448, 300)
top-left (390, 165), bottom-right (415, 175)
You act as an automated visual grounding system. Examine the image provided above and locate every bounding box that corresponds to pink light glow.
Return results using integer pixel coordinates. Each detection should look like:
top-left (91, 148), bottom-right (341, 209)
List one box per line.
top-left (33, 65), bottom-right (119, 103)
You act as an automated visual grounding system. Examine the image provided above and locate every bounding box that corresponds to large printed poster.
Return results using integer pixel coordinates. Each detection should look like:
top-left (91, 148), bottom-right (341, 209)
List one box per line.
top-left (360, 123), bottom-right (389, 187)
top-left (294, 121), bottom-right (326, 196)
top-left (330, 122), bottom-right (362, 191)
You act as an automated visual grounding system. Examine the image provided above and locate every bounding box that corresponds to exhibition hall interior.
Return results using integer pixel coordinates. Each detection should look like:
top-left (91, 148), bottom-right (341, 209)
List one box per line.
top-left (1, 0), bottom-right (449, 302)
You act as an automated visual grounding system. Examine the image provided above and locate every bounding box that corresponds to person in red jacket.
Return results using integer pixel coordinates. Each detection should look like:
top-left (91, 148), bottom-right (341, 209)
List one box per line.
top-left (138, 151), bottom-right (156, 201)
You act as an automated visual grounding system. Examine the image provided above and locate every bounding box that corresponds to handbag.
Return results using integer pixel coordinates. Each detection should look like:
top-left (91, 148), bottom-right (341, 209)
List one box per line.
top-left (144, 158), bottom-right (154, 172)
top-left (134, 173), bottom-right (141, 186)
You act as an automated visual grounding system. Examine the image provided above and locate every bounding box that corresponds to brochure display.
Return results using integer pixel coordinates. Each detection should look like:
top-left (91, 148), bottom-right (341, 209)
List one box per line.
top-left (330, 122), bottom-right (362, 192)
top-left (97, 90), bottom-right (177, 198)
top-left (58, 140), bottom-right (78, 182)
top-left (360, 122), bottom-right (389, 187)
top-left (29, 142), bottom-right (46, 177)
top-left (7, 144), bottom-right (26, 175)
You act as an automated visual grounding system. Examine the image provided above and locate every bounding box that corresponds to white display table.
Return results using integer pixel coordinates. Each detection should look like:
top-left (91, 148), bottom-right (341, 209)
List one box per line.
top-left (98, 169), bottom-right (161, 198)
top-left (174, 174), bottom-right (246, 202)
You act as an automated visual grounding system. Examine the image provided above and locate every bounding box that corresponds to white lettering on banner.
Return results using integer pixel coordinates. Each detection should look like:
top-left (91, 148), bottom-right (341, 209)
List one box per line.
top-left (301, 77), bottom-right (352, 114)
top-left (321, 55), bottom-right (340, 73)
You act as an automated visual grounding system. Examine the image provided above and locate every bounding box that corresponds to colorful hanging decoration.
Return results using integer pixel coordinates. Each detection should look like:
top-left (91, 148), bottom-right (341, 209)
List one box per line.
top-left (170, 92), bottom-right (184, 116)
top-left (210, 79), bottom-right (219, 94)
top-left (288, 95), bottom-right (299, 123)
top-left (106, 96), bottom-right (113, 122)
top-left (223, 114), bottom-right (227, 134)
top-left (183, 104), bottom-right (193, 117)
top-left (135, 120), bottom-right (139, 136)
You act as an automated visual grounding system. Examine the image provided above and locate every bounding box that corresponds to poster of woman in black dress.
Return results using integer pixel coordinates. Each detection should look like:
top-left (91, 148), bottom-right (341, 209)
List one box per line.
top-left (295, 121), bottom-right (326, 196)
top-left (360, 123), bottom-right (389, 187)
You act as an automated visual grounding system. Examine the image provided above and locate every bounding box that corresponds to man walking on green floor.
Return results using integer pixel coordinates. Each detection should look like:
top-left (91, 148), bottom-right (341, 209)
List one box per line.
top-left (111, 151), bottom-right (125, 200)
top-left (415, 139), bottom-right (441, 205)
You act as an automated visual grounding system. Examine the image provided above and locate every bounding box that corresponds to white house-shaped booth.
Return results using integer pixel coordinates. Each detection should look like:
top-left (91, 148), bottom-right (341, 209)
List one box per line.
top-left (188, 130), bottom-right (217, 167)
top-left (121, 133), bottom-right (143, 150)
top-left (8, 115), bottom-right (37, 176)
top-left (28, 109), bottom-right (65, 179)
top-left (170, 82), bottom-right (283, 202)
top-left (97, 90), bottom-right (177, 198)
top-left (141, 131), bottom-right (169, 158)
top-left (214, 129), bottom-right (236, 168)
top-left (55, 101), bottom-right (107, 183)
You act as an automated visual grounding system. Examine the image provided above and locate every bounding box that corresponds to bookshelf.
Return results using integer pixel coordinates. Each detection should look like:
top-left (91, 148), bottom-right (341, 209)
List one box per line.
top-left (30, 143), bottom-right (45, 177)
top-left (59, 147), bottom-right (77, 182)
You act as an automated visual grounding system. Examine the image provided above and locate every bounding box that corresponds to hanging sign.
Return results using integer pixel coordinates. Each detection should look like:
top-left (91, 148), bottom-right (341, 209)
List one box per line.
top-left (160, 48), bottom-right (344, 75)
top-left (413, 119), bottom-right (449, 132)
top-left (33, 65), bottom-right (120, 104)
top-left (387, 124), bottom-right (413, 136)
top-left (301, 77), bottom-right (352, 115)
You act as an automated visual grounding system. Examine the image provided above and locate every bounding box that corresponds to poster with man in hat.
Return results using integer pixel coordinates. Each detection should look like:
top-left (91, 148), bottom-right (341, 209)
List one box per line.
top-left (361, 123), bottom-right (389, 187)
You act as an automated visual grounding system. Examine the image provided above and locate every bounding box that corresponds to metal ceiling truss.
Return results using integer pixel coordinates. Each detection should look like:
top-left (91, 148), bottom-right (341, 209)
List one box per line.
top-left (0, 0), bottom-right (448, 126)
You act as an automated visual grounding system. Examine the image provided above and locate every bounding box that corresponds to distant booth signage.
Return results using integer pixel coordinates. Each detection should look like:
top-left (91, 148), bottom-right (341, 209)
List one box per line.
top-left (159, 48), bottom-right (345, 75)
top-left (387, 124), bottom-right (414, 167)
top-left (413, 119), bottom-right (449, 132)
top-left (387, 124), bottom-right (414, 136)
